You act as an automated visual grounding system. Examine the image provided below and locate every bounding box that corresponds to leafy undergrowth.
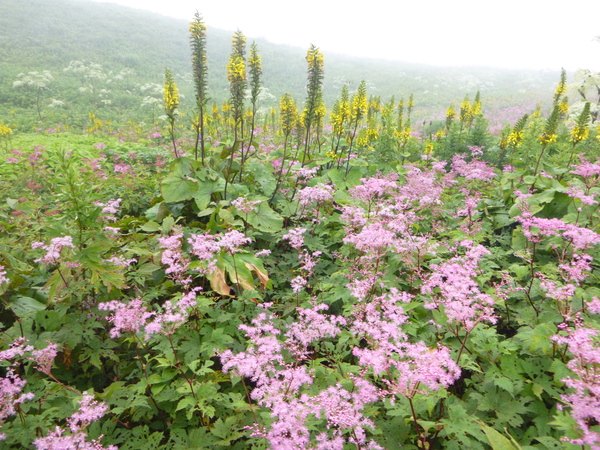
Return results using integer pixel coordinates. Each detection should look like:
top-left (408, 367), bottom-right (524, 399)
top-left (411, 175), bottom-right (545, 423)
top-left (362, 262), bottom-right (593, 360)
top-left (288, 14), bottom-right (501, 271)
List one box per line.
top-left (1, 91), bottom-right (600, 449)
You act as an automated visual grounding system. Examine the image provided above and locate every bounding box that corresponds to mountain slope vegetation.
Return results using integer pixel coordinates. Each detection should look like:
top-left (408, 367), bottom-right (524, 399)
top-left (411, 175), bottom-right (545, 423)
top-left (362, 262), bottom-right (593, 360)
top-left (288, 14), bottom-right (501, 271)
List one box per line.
top-left (0, 0), bottom-right (559, 129)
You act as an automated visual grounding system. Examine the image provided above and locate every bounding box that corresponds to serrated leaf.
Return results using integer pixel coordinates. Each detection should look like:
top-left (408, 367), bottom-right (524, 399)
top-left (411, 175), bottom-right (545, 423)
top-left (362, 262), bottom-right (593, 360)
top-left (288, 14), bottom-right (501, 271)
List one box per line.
top-left (493, 375), bottom-right (515, 396)
top-left (176, 396), bottom-right (196, 412)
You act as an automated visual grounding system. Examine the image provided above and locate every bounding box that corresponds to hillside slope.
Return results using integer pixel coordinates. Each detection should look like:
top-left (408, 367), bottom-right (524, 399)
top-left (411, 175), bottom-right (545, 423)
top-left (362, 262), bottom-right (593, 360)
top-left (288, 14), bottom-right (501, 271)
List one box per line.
top-left (0, 0), bottom-right (559, 126)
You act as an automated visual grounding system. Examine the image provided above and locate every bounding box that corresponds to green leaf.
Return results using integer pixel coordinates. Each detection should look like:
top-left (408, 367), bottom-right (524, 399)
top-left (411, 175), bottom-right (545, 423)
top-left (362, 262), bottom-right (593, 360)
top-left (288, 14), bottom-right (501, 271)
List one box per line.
top-left (246, 201), bottom-right (283, 233)
top-left (140, 221), bottom-right (160, 232)
top-left (161, 160), bottom-right (199, 203)
top-left (10, 296), bottom-right (46, 316)
top-left (193, 177), bottom-right (225, 210)
top-left (477, 421), bottom-right (521, 450)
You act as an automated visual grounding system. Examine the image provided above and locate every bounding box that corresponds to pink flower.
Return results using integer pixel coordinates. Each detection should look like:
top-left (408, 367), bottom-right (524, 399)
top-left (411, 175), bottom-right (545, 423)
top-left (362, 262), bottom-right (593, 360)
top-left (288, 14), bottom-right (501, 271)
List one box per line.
top-left (219, 230), bottom-right (252, 253)
top-left (298, 184), bottom-right (334, 207)
top-left (158, 232), bottom-right (191, 286)
top-left (552, 325), bottom-right (600, 447)
top-left (33, 392), bottom-right (116, 450)
top-left (571, 158), bottom-right (600, 179)
top-left (106, 256), bottom-right (136, 268)
top-left (349, 175), bottom-right (398, 203)
top-left (283, 228), bottom-right (306, 250)
top-left (421, 241), bottom-right (496, 330)
top-left (188, 232), bottom-right (220, 274)
top-left (98, 298), bottom-right (155, 339)
top-left (30, 342), bottom-right (58, 375)
top-left (0, 266), bottom-right (8, 286)
top-left (231, 197), bottom-right (261, 214)
top-left (451, 153), bottom-right (496, 181)
top-left (32, 236), bottom-right (75, 265)
top-left (343, 223), bottom-right (395, 253)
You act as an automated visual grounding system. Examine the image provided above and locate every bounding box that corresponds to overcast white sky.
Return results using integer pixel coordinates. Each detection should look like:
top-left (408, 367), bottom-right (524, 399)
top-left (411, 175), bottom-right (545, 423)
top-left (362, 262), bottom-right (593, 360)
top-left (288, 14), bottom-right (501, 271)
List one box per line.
top-left (90, 0), bottom-right (599, 71)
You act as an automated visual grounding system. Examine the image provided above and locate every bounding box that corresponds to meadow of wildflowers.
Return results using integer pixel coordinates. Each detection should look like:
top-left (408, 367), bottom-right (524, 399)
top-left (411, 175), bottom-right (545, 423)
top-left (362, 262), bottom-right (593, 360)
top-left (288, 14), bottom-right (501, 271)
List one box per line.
top-left (1, 17), bottom-right (600, 450)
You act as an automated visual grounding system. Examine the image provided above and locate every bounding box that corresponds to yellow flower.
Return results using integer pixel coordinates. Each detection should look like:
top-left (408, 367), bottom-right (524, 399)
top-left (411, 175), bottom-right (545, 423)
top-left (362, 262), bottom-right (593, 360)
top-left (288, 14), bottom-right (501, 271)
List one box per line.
top-left (555, 80), bottom-right (567, 98)
top-left (315, 102), bottom-right (326, 119)
top-left (163, 69), bottom-right (179, 114)
top-left (0, 123), bottom-right (13, 137)
top-left (306, 46), bottom-right (324, 70)
top-left (356, 128), bottom-right (368, 147)
top-left (558, 100), bottom-right (569, 115)
top-left (248, 50), bottom-right (262, 72)
top-left (280, 94), bottom-right (297, 136)
top-left (424, 142), bottom-right (434, 154)
top-left (446, 105), bottom-right (456, 120)
top-left (538, 133), bottom-right (557, 145)
top-left (508, 130), bottom-right (524, 147)
top-left (367, 126), bottom-right (379, 140)
top-left (227, 55), bottom-right (246, 81)
top-left (571, 125), bottom-right (589, 143)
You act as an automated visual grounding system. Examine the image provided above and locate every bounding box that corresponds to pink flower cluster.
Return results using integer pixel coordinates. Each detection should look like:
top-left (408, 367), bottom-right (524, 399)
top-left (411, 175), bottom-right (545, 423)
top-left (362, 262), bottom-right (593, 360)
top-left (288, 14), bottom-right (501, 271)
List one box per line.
top-left (421, 240), bottom-right (497, 330)
top-left (219, 303), bottom-right (383, 449)
top-left (94, 198), bottom-right (122, 222)
top-left (186, 230), bottom-right (252, 276)
top-left (348, 175), bottom-right (398, 204)
top-left (33, 392), bottom-right (116, 450)
top-left (158, 232), bottom-right (191, 286)
top-left (571, 158), bottom-right (600, 180)
top-left (351, 290), bottom-right (460, 396)
top-left (518, 213), bottom-right (600, 250)
top-left (231, 196), bottom-right (261, 214)
top-left (32, 236), bottom-right (75, 265)
top-left (451, 154), bottom-right (497, 181)
top-left (298, 184), bottom-right (334, 207)
top-left (0, 339), bottom-right (63, 439)
top-left (99, 290), bottom-right (199, 340)
top-left (552, 325), bottom-right (600, 447)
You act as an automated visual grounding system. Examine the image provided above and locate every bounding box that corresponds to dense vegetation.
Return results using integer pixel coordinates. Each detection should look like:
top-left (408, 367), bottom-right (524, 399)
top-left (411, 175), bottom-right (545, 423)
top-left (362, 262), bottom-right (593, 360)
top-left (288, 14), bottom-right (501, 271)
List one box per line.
top-left (2, 1), bottom-right (600, 449)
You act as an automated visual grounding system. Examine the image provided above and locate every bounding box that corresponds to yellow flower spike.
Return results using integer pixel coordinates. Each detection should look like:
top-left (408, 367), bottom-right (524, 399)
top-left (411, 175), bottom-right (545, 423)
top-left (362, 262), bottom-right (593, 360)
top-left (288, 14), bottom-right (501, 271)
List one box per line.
top-left (367, 127), bottom-right (379, 140)
top-left (558, 100), bottom-right (569, 115)
top-left (571, 126), bottom-right (589, 144)
top-left (508, 130), bottom-right (524, 147)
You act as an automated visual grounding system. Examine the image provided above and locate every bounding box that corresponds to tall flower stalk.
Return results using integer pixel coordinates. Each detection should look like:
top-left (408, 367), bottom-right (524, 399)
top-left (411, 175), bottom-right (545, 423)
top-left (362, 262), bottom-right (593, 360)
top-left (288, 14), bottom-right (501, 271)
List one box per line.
top-left (224, 30), bottom-right (247, 199)
top-left (270, 93), bottom-right (297, 205)
top-left (301, 44), bottom-right (324, 166)
top-left (190, 11), bottom-right (209, 163)
top-left (163, 68), bottom-right (180, 158)
top-left (239, 41), bottom-right (262, 179)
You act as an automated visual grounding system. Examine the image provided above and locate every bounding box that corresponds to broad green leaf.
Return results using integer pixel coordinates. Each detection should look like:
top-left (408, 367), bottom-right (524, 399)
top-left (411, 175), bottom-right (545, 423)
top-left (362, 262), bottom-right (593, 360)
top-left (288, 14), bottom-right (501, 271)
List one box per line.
top-left (140, 221), bottom-right (160, 232)
top-left (10, 296), bottom-right (46, 316)
top-left (161, 161), bottom-right (199, 203)
top-left (246, 201), bottom-right (283, 233)
top-left (193, 177), bottom-right (225, 210)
